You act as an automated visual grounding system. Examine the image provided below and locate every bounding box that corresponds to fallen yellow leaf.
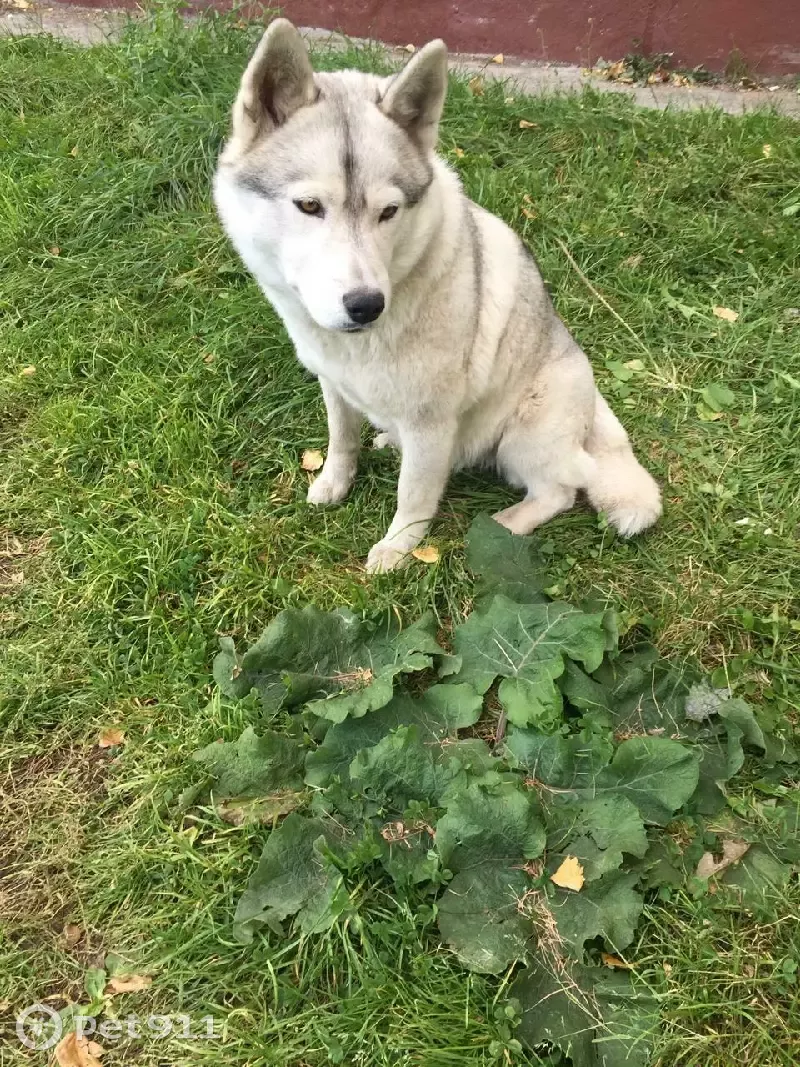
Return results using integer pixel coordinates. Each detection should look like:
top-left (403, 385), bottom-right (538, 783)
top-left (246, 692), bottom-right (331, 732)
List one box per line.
top-left (55, 1033), bottom-right (103, 1067)
top-left (504, 95), bottom-right (516, 104)
top-left (98, 727), bottom-right (125, 748)
top-left (491, 53), bottom-right (504, 64)
top-left (519, 119), bottom-right (538, 129)
top-left (300, 449), bottom-right (324, 472)
top-left (453, 146), bottom-right (465, 158)
top-left (50, 245), bottom-right (61, 256)
top-left (602, 952), bottom-right (634, 969)
top-left (412, 545), bottom-right (440, 564)
top-left (695, 838), bottom-right (750, 879)
top-left (20, 365), bottom-right (36, 376)
top-left (70, 145), bottom-right (79, 158)
top-left (468, 76), bottom-right (484, 96)
top-left (712, 306), bottom-right (739, 322)
top-left (62, 923), bottom-right (83, 947)
top-left (105, 974), bottom-right (152, 995)
top-left (403, 43), bottom-right (416, 53)
top-left (762, 143), bottom-right (772, 158)
top-left (550, 855), bottom-right (585, 891)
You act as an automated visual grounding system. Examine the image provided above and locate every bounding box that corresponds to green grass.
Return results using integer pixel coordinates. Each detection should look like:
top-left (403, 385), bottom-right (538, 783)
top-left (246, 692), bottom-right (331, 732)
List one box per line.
top-left (1, 8), bottom-right (799, 1064)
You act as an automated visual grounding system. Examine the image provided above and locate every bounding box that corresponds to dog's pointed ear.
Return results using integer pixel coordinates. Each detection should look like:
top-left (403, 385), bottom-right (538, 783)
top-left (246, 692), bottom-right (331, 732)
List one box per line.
top-left (380, 40), bottom-right (448, 153)
top-left (230, 19), bottom-right (316, 147)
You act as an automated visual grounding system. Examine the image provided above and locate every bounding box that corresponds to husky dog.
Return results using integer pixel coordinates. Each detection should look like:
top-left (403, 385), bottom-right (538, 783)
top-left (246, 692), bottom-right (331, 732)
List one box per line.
top-left (214, 19), bottom-right (662, 572)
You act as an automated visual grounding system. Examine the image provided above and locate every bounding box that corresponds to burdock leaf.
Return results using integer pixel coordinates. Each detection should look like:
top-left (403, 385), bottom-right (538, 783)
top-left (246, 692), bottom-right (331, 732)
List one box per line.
top-left (513, 963), bottom-right (658, 1066)
top-left (594, 737), bottom-right (700, 825)
top-left (349, 726), bottom-right (494, 809)
top-left (465, 513), bottom-right (549, 605)
top-left (498, 674), bottom-right (564, 731)
top-left (435, 780), bottom-right (546, 871)
top-left (505, 727), bottom-right (614, 789)
top-left (193, 727), bottom-right (305, 798)
top-left (215, 608), bottom-right (443, 719)
top-left (305, 683), bottom-right (482, 787)
top-left (453, 595), bottom-right (607, 694)
top-left (549, 871), bottom-right (643, 958)
top-left (437, 865), bottom-right (532, 973)
top-left (233, 814), bottom-right (351, 942)
top-left (546, 794), bottom-right (648, 881)
top-left (592, 646), bottom-right (696, 735)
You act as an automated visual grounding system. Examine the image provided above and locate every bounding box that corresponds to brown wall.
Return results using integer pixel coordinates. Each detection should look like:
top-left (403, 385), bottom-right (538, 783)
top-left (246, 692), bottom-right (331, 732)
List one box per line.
top-left (274, 0), bottom-right (800, 75)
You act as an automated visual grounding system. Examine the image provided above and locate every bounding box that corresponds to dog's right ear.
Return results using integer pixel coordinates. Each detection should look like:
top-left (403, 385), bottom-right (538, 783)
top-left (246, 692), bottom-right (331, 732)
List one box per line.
top-left (230, 19), bottom-right (316, 148)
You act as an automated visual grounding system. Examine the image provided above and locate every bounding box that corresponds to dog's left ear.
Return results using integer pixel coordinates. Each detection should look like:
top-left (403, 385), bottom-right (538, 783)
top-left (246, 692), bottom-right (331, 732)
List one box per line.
top-left (381, 41), bottom-right (448, 153)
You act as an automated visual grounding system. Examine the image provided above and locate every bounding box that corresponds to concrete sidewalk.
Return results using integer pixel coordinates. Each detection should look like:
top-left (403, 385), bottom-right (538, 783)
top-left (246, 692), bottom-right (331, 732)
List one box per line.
top-left (3, 2), bottom-right (799, 118)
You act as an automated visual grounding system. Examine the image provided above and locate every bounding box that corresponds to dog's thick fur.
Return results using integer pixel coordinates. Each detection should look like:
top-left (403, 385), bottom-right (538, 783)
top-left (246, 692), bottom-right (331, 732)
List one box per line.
top-left (214, 20), bottom-right (662, 571)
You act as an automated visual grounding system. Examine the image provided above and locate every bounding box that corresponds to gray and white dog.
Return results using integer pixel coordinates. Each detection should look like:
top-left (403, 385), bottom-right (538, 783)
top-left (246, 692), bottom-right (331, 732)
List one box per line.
top-left (214, 19), bottom-right (662, 572)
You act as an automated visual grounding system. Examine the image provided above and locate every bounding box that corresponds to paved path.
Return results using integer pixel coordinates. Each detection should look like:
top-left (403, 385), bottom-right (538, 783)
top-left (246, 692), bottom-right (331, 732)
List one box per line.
top-left (3, 3), bottom-right (799, 118)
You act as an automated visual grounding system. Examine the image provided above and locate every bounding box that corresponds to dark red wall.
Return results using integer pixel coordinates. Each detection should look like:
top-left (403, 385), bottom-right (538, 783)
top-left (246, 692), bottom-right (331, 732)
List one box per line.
top-left (274, 0), bottom-right (800, 75)
top-left (57, 0), bottom-right (800, 74)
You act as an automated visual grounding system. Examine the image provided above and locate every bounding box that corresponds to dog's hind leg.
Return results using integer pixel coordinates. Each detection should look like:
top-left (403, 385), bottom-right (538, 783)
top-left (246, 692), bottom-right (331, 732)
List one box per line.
top-left (493, 346), bottom-right (595, 536)
top-left (307, 378), bottom-right (363, 505)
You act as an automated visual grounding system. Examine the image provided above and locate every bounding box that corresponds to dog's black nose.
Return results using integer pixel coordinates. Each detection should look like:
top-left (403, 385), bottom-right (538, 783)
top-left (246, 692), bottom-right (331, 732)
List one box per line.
top-left (343, 288), bottom-right (385, 325)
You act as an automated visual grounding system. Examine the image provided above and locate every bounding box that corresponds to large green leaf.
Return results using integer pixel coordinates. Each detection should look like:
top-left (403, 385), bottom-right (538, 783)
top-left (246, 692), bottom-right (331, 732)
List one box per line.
top-left (545, 794), bottom-right (648, 881)
top-left (591, 646), bottom-right (695, 735)
top-left (349, 725), bottom-right (494, 809)
top-left (304, 684), bottom-right (482, 787)
top-left (453, 595), bottom-right (608, 697)
top-left (548, 871), bottom-right (644, 958)
top-left (435, 781), bottom-right (545, 972)
top-left (437, 865), bottom-right (532, 973)
top-left (465, 513), bottom-right (549, 605)
top-left (193, 726), bottom-right (305, 798)
top-left (233, 814), bottom-right (351, 942)
top-left (215, 608), bottom-right (443, 718)
top-left (593, 737), bottom-right (700, 825)
top-left (435, 780), bottom-right (546, 871)
top-left (505, 727), bottom-right (614, 789)
top-left (513, 963), bottom-right (658, 1066)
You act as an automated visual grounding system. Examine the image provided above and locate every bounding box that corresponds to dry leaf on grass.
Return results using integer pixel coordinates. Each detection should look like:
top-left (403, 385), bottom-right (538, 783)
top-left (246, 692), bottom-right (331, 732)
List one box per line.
top-left (762, 144), bottom-right (772, 158)
top-left (411, 545), bottom-right (440, 564)
top-left (20, 365), bottom-right (36, 376)
top-left (623, 253), bottom-right (643, 269)
top-left (695, 838), bottom-right (750, 879)
top-left (602, 952), bottom-right (634, 969)
top-left (50, 246), bottom-right (61, 256)
top-left (468, 76), bottom-right (484, 96)
top-left (519, 119), bottom-right (538, 129)
top-left (97, 727), bottom-right (125, 749)
top-left (491, 53), bottom-right (504, 64)
top-left (55, 1033), bottom-right (103, 1067)
top-left (712, 306), bottom-right (739, 322)
top-left (70, 145), bottom-right (79, 158)
top-left (300, 449), bottom-right (324, 472)
top-left (105, 973), bottom-right (152, 995)
top-left (62, 923), bottom-right (83, 947)
top-left (550, 855), bottom-right (585, 891)
top-left (453, 146), bottom-right (465, 158)
top-left (403, 43), bottom-right (416, 53)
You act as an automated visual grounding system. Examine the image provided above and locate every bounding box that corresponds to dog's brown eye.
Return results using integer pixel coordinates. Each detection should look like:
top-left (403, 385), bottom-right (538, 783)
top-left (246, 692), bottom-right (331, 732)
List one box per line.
top-left (379, 204), bottom-right (398, 222)
top-left (295, 198), bottom-right (323, 216)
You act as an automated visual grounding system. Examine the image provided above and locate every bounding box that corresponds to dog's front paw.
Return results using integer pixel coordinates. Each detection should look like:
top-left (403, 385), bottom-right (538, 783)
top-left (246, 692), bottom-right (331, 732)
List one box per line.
top-left (365, 540), bottom-right (409, 573)
top-left (307, 468), bottom-right (353, 505)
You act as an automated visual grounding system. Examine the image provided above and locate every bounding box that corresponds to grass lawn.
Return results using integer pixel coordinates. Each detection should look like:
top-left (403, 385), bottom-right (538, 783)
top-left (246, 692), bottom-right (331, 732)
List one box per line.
top-left (1, 9), bottom-right (799, 1065)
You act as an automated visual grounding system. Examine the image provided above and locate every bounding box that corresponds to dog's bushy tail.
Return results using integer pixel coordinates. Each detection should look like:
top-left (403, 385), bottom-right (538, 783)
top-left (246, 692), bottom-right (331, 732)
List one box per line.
top-left (585, 391), bottom-right (662, 536)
